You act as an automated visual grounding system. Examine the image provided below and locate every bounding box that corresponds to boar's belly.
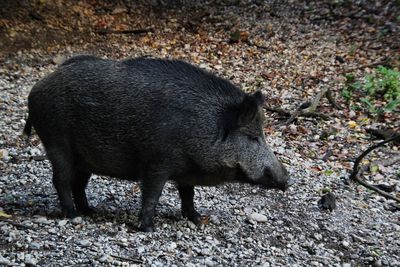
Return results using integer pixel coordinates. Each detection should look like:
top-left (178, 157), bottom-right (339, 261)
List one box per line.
top-left (173, 168), bottom-right (237, 186)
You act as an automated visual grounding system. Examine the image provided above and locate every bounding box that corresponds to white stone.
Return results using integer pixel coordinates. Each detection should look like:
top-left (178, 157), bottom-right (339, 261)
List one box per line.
top-left (58, 219), bottom-right (68, 227)
top-left (33, 216), bottom-right (50, 224)
top-left (0, 255), bottom-right (11, 265)
top-left (248, 212), bottom-right (268, 222)
top-left (167, 242), bottom-right (177, 252)
top-left (342, 241), bottom-right (350, 247)
top-left (30, 242), bottom-right (41, 250)
top-left (71, 216), bottom-right (83, 224)
top-left (78, 239), bottom-right (91, 247)
top-left (0, 149), bottom-right (9, 161)
top-left (98, 254), bottom-right (109, 263)
top-left (25, 254), bottom-right (37, 266)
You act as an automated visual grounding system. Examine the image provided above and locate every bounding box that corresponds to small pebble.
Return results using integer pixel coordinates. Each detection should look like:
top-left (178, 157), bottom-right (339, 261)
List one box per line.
top-left (248, 212), bottom-right (268, 222)
top-left (33, 216), bottom-right (50, 224)
top-left (204, 258), bottom-right (215, 267)
top-left (98, 254), bottom-right (109, 263)
top-left (77, 239), bottom-right (91, 247)
top-left (71, 217), bottom-right (83, 225)
top-left (29, 242), bottom-right (41, 250)
top-left (167, 242), bottom-right (177, 252)
top-left (25, 254), bottom-right (37, 266)
top-left (0, 149), bottom-right (9, 161)
top-left (58, 219), bottom-right (68, 227)
top-left (0, 255), bottom-right (11, 265)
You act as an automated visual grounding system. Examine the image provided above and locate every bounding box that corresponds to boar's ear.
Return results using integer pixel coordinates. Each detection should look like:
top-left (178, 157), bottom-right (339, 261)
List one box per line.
top-left (237, 91), bottom-right (264, 127)
top-left (221, 91), bottom-right (264, 140)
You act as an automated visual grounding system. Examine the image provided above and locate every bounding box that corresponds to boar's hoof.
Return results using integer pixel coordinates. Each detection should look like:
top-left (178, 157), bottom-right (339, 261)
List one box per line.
top-left (182, 210), bottom-right (203, 225)
top-left (138, 224), bottom-right (155, 232)
top-left (64, 210), bottom-right (79, 219)
top-left (78, 207), bottom-right (96, 217)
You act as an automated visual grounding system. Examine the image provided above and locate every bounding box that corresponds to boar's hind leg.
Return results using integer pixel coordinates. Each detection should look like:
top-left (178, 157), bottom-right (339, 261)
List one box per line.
top-left (72, 170), bottom-right (93, 216)
top-left (138, 175), bottom-right (168, 232)
top-left (177, 185), bottom-right (202, 225)
top-left (46, 147), bottom-right (77, 218)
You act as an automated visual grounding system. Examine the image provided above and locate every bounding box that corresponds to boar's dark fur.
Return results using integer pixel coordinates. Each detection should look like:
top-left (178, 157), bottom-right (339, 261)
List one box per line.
top-left (24, 55), bottom-right (291, 231)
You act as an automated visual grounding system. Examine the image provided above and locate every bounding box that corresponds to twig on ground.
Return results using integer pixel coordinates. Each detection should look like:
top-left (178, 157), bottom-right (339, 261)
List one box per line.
top-left (264, 106), bottom-right (291, 117)
top-left (285, 87), bottom-right (334, 125)
top-left (349, 135), bottom-right (400, 203)
top-left (326, 88), bottom-right (342, 109)
top-left (366, 128), bottom-right (400, 144)
top-left (301, 111), bottom-right (331, 120)
top-left (264, 87), bottom-right (339, 124)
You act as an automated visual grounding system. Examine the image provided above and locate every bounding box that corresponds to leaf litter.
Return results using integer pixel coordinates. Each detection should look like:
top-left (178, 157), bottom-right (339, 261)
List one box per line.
top-left (0, 0), bottom-right (399, 266)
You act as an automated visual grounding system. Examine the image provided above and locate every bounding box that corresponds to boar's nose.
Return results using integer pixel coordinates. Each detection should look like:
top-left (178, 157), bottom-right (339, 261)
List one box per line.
top-left (281, 177), bottom-right (295, 191)
top-left (287, 177), bottom-right (295, 187)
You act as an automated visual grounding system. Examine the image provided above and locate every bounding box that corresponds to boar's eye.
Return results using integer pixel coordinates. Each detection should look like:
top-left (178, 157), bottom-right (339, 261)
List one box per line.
top-left (246, 135), bottom-right (259, 143)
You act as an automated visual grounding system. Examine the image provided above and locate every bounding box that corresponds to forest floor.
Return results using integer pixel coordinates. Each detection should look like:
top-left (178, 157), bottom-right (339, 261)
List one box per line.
top-left (0, 1), bottom-right (399, 266)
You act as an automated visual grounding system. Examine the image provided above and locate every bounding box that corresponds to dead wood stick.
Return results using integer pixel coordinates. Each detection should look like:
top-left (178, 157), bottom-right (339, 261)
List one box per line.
top-left (266, 107), bottom-right (331, 122)
top-left (264, 106), bottom-right (291, 116)
top-left (349, 135), bottom-right (400, 203)
top-left (265, 87), bottom-right (339, 123)
top-left (305, 87), bottom-right (329, 112)
top-left (326, 88), bottom-right (342, 109)
top-left (286, 87), bottom-right (331, 124)
top-left (366, 128), bottom-right (400, 144)
top-left (301, 112), bottom-right (331, 120)
top-left (285, 110), bottom-right (302, 125)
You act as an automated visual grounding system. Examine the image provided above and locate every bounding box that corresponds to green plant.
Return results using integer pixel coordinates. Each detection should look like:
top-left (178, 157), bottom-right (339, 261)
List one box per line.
top-left (364, 66), bottom-right (400, 113)
top-left (341, 66), bottom-right (400, 116)
top-left (348, 45), bottom-right (357, 56)
top-left (341, 73), bottom-right (361, 101)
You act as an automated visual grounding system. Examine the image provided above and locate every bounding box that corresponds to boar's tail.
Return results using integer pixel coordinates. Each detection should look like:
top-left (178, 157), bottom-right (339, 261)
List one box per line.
top-left (23, 116), bottom-right (32, 137)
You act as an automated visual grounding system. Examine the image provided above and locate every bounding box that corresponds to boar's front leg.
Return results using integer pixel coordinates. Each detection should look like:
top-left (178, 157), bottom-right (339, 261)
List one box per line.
top-left (177, 185), bottom-right (202, 225)
top-left (139, 175), bottom-right (168, 232)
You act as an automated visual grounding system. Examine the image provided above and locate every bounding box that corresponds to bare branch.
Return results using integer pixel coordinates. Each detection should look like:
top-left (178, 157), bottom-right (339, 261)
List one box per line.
top-left (285, 87), bottom-right (334, 125)
top-left (349, 135), bottom-right (400, 203)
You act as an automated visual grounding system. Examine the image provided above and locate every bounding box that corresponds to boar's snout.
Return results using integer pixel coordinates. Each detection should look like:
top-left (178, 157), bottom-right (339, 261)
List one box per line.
top-left (280, 176), bottom-right (295, 191)
top-left (262, 162), bottom-right (293, 191)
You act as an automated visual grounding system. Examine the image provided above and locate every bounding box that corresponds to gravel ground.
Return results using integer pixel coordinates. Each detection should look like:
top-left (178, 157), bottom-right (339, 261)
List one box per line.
top-left (1, 1), bottom-right (399, 266)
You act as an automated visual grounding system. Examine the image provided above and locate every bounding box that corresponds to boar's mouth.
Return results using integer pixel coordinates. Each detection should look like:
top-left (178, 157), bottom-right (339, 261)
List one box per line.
top-left (234, 164), bottom-right (291, 191)
top-left (234, 165), bottom-right (268, 187)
